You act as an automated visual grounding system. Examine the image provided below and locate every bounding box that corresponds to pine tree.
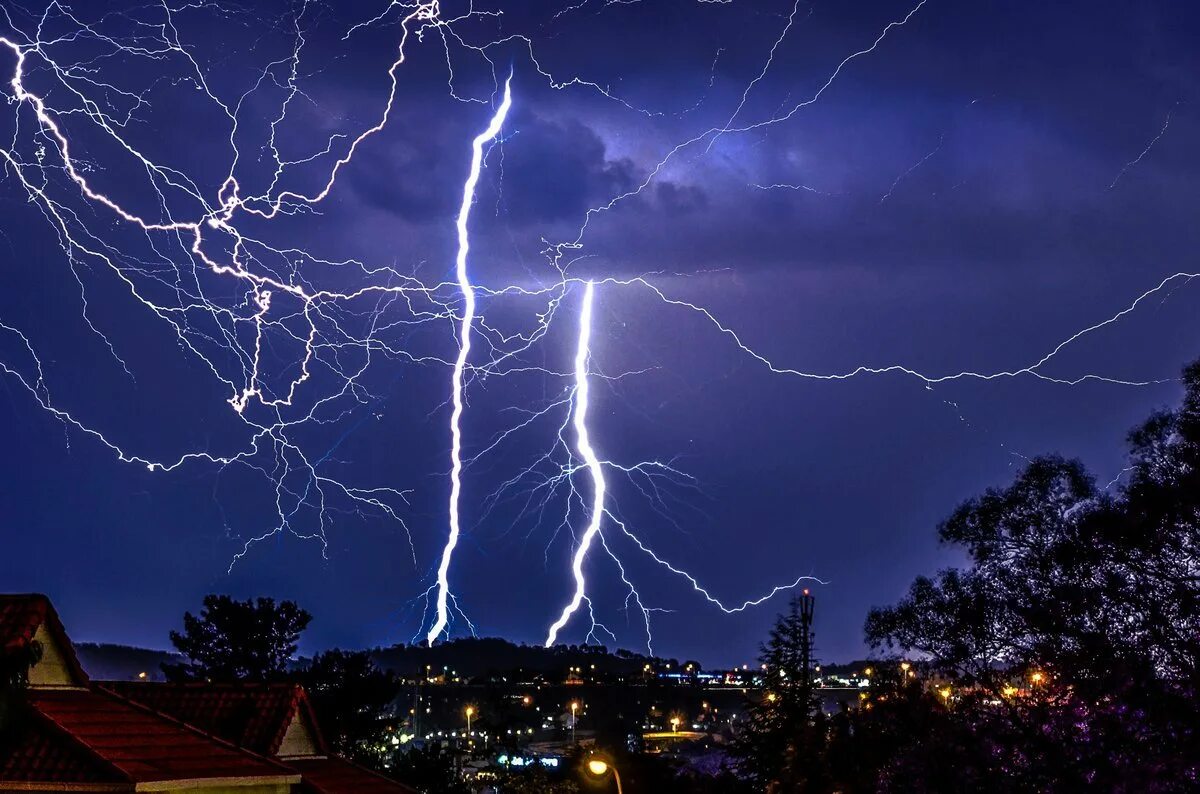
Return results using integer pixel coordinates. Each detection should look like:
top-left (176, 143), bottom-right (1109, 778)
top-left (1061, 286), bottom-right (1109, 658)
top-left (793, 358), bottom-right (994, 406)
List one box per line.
top-left (733, 591), bottom-right (829, 792)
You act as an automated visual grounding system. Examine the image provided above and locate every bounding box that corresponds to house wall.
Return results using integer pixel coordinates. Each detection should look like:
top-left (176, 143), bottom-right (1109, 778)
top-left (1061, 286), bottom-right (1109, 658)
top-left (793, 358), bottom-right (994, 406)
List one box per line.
top-left (28, 624), bottom-right (79, 688)
top-left (276, 713), bottom-right (318, 758)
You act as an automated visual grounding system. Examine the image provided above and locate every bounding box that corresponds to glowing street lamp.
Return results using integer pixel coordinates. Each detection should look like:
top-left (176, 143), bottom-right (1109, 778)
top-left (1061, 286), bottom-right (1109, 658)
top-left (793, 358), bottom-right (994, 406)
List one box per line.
top-left (1030, 671), bottom-right (1045, 685)
top-left (465, 706), bottom-right (474, 737)
top-left (585, 758), bottom-right (623, 794)
top-left (570, 701), bottom-right (580, 744)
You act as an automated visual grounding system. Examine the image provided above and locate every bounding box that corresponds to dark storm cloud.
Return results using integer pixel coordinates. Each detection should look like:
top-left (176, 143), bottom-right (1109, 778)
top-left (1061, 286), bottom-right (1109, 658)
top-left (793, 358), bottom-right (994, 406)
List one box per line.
top-left (493, 111), bottom-right (639, 224)
top-left (3, 0), bottom-right (1200, 668)
top-left (343, 106), bottom-right (644, 226)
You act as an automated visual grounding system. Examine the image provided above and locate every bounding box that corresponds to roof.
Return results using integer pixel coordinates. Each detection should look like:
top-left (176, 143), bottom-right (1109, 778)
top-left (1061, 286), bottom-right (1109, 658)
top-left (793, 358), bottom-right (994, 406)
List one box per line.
top-left (0, 594), bottom-right (412, 792)
top-left (102, 681), bottom-right (326, 757)
top-left (0, 593), bottom-right (88, 684)
top-left (289, 756), bottom-right (418, 794)
top-left (103, 684), bottom-right (416, 792)
top-left (0, 708), bottom-right (126, 788)
top-left (15, 687), bottom-right (299, 786)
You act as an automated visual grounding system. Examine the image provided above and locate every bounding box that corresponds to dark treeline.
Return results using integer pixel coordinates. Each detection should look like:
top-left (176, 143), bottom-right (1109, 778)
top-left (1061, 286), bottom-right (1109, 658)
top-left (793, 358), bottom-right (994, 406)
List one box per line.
top-left (372, 637), bottom-right (680, 679)
top-left (734, 359), bottom-right (1200, 792)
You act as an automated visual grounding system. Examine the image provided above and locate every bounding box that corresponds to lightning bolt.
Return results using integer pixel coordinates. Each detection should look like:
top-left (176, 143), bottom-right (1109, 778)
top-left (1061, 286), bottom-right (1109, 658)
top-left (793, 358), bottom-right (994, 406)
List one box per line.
top-left (427, 76), bottom-right (514, 647)
top-left (0, 1), bottom-right (1193, 657)
top-left (545, 279), bottom-right (606, 646)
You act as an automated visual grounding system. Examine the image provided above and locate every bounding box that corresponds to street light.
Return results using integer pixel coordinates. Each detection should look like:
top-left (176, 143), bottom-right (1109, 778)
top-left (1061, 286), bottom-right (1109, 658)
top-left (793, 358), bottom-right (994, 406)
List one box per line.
top-left (465, 706), bottom-right (474, 737)
top-left (570, 701), bottom-right (579, 745)
top-left (585, 758), bottom-right (623, 794)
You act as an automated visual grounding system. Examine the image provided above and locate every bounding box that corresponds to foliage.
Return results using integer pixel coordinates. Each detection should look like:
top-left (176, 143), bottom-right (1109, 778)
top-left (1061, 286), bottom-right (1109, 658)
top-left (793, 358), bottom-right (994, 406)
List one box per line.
top-left (388, 744), bottom-right (470, 794)
top-left (732, 594), bottom-right (828, 792)
top-left (164, 594), bottom-right (311, 682)
top-left (298, 648), bottom-right (401, 760)
top-left (0, 639), bottom-right (41, 742)
top-left (857, 359), bottom-right (1200, 791)
top-left (495, 762), bottom-right (579, 793)
top-left (726, 359), bottom-right (1200, 792)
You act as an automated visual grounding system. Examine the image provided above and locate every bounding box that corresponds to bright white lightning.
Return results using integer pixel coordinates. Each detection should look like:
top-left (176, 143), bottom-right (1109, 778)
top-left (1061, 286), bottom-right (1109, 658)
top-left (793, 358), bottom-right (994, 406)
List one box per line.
top-left (427, 77), bottom-right (514, 647)
top-left (1, 1), bottom-right (1194, 656)
top-left (545, 279), bottom-right (606, 647)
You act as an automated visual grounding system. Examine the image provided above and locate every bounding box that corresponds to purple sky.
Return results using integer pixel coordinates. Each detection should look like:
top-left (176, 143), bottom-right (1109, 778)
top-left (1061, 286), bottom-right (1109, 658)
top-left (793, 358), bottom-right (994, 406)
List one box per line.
top-left (0, 0), bottom-right (1197, 665)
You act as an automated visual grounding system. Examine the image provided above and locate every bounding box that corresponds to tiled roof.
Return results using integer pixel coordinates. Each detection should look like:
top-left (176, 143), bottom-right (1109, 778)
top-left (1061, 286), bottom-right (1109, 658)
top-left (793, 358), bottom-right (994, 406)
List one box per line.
top-left (25, 688), bottom-right (299, 785)
top-left (0, 708), bottom-right (126, 787)
top-left (102, 681), bottom-right (325, 757)
top-left (0, 593), bottom-right (88, 684)
top-left (103, 683), bottom-right (417, 792)
top-left (290, 756), bottom-right (418, 794)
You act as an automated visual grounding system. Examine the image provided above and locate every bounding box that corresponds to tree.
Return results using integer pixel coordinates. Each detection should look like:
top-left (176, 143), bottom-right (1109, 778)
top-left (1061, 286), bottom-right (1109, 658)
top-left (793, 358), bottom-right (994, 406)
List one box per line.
top-left (164, 595), bottom-right (311, 682)
top-left (862, 359), bottom-right (1200, 790)
top-left (732, 592), bottom-right (829, 792)
top-left (0, 637), bottom-right (41, 744)
top-left (497, 763), bottom-right (579, 794)
top-left (388, 744), bottom-right (469, 794)
top-left (298, 649), bottom-right (400, 760)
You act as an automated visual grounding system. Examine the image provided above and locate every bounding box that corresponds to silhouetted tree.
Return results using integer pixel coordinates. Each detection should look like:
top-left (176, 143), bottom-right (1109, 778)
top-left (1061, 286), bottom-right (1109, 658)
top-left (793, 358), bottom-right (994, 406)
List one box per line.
top-left (496, 762), bottom-right (579, 793)
top-left (862, 359), bottom-right (1200, 790)
top-left (298, 649), bottom-right (400, 760)
top-left (164, 594), bottom-right (311, 682)
top-left (0, 636), bottom-right (41, 745)
top-left (389, 744), bottom-right (469, 794)
top-left (733, 593), bottom-right (829, 792)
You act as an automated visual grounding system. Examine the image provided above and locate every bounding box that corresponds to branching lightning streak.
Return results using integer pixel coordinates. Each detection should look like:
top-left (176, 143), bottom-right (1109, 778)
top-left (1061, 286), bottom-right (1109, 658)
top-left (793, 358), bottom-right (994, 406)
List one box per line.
top-left (1109, 102), bottom-right (1180, 190)
top-left (428, 77), bottom-right (514, 647)
top-left (0, 0), bottom-right (1194, 656)
top-left (544, 279), bottom-right (606, 646)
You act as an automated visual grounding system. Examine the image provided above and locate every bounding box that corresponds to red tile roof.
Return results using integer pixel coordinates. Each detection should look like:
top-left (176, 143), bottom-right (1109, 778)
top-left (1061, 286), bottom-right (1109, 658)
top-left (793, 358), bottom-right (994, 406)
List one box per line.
top-left (24, 688), bottom-right (298, 786)
top-left (289, 756), bottom-right (417, 794)
top-left (0, 708), bottom-right (125, 787)
top-left (0, 593), bottom-right (88, 684)
top-left (103, 683), bottom-right (416, 792)
top-left (1, 595), bottom-right (414, 792)
top-left (101, 681), bottom-right (325, 757)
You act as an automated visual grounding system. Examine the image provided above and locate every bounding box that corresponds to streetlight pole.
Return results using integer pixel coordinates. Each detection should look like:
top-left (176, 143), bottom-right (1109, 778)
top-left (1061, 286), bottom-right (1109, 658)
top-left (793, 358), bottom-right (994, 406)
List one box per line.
top-left (465, 706), bottom-right (474, 743)
top-left (570, 702), bottom-right (578, 745)
top-left (586, 759), bottom-right (622, 794)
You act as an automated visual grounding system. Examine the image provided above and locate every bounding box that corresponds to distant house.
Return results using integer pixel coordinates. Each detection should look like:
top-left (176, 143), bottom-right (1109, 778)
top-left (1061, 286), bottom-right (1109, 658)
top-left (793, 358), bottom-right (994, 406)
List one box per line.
top-left (0, 594), bottom-right (414, 794)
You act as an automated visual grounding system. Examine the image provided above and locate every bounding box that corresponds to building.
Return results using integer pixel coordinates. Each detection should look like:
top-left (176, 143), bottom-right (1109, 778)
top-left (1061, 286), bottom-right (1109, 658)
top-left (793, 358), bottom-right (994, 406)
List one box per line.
top-left (0, 594), bottom-right (415, 794)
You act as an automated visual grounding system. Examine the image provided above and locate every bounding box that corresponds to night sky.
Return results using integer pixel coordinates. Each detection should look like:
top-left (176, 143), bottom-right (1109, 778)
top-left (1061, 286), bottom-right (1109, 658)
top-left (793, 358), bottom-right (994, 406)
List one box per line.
top-left (1, 0), bottom-right (1198, 666)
